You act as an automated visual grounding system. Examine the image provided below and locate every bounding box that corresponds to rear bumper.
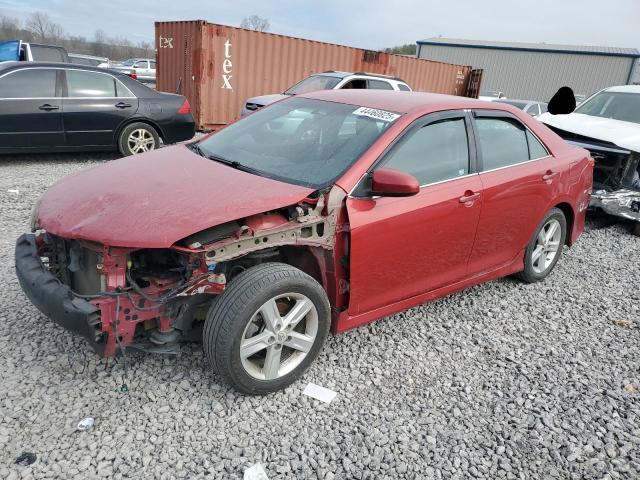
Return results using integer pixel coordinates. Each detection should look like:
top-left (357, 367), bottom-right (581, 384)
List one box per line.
top-left (161, 115), bottom-right (196, 143)
top-left (15, 234), bottom-right (104, 354)
top-left (591, 189), bottom-right (640, 222)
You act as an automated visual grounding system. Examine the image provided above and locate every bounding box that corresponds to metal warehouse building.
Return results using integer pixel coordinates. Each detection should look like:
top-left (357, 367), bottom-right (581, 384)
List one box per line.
top-left (417, 38), bottom-right (640, 101)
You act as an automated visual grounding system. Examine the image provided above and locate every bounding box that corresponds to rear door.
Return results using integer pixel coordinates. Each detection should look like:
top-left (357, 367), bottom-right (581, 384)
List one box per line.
top-left (62, 69), bottom-right (138, 147)
top-left (347, 111), bottom-right (483, 314)
top-left (466, 110), bottom-right (559, 274)
top-left (0, 68), bottom-right (63, 149)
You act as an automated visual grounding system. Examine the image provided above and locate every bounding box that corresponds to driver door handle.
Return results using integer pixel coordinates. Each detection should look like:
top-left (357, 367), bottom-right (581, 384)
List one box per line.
top-left (38, 104), bottom-right (59, 111)
top-left (459, 191), bottom-right (481, 203)
top-left (115, 102), bottom-right (132, 109)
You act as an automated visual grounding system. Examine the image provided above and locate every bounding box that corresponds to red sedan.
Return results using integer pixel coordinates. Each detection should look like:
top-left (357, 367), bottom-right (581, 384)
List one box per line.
top-left (16, 90), bottom-right (593, 394)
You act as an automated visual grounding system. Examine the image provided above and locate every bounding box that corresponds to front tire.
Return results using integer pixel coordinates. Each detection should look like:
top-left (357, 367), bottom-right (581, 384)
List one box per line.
top-left (118, 122), bottom-right (160, 156)
top-left (203, 263), bottom-right (331, 394)
top-left (516, 208), bottom-right (567, 283)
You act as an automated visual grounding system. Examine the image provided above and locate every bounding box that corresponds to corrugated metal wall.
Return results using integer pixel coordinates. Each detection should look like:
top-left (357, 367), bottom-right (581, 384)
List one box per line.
top-left (156, 21), bottom-right (475, 130)
top-left (418, 44), bottom-right (635, 101)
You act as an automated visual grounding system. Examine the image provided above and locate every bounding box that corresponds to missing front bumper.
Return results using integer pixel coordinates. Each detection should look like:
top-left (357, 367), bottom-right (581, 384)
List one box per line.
top-left (15, 233), bottom-right (104, 354)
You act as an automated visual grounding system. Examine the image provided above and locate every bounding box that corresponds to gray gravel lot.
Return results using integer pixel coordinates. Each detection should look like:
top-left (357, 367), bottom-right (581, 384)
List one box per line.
top-left (1, 153), bottom-right (639, 480)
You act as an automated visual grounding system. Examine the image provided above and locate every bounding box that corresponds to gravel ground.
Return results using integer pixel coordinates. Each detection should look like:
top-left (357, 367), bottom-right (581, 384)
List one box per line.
top-left (1, 153), bottom-right (639, 480)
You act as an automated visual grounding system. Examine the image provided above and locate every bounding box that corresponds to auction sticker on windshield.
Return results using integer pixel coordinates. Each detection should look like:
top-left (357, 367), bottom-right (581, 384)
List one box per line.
top-left (353, 107), bottom-right (401, 122)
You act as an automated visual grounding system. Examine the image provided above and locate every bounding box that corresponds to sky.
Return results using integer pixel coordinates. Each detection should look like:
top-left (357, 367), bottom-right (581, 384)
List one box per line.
top-left (1, 0), bottom-right (639, 51)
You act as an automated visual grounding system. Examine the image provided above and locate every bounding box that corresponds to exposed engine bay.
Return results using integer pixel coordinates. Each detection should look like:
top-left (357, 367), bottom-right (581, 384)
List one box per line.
top-left (547, 125), bottom-right (640, 222)
top-left (29, 187), bottom-right (348, 357)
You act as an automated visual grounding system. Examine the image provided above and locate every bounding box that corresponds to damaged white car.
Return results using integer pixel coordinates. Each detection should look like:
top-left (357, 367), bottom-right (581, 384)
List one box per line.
top-left (539, 85), bottom-right (640, 224)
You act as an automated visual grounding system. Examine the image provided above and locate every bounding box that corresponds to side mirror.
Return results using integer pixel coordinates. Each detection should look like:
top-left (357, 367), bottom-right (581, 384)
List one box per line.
top-left (548, 86), bottom-right (576, 115)
top-left (371, 168), bottom-right (420, 197)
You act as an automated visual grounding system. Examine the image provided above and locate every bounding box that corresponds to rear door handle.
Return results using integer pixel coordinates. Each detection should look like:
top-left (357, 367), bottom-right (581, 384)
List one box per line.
top-left (115, 102), bottom-right (132, 109)
top-left (38, 104), bottom-right (59, 111)
top-left (459, 191), bottom-right (481, 204)
top-left (542, 171), bottom-right (559, 181)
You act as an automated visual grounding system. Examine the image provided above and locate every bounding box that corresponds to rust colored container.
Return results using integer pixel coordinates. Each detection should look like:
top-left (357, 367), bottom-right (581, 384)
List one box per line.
top-left (155, 20), bottom-right (479, 130)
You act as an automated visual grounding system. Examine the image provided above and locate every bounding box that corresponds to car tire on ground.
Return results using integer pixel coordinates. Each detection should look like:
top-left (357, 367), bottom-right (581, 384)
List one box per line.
top-left (118, 122), bottom-right (160, 156)
top-left (203, 263), bottom-right (331, 394)
top-left (515, 207), bottom-right (567, 283)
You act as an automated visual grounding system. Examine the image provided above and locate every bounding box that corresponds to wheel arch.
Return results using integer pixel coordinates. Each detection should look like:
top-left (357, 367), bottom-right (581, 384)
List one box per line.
top-left (114, 117), bottom-right (165, 144)
top-left (553, 202), bottom-right (575, 246)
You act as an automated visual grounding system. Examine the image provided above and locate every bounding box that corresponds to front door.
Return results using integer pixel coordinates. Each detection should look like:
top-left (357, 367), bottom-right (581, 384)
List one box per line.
top-left (62, 69), bottom-right (138, 147)
top-left (347, 111), bottom-right (483, 315)
top-left (0, 68), bottom-right (64, 150)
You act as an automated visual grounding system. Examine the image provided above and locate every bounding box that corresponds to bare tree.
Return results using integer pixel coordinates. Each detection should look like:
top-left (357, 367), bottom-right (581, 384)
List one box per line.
top-left (0, 15), bottom-right (22, 40)
top-left (0, 10), bottom-right (152, 61)
top-left (26, 12), bottom-right (63, 42)
top-left (240, 15), bottom-right (270, 32)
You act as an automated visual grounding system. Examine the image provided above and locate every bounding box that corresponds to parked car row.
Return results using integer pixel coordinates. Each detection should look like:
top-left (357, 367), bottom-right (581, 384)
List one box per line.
top-left (0, 40), bottom-right (156, 83)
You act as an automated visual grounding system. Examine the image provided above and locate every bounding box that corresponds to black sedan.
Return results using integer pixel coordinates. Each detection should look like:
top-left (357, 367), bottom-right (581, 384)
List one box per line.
top-left (0, 62), bottom-right (195, 156)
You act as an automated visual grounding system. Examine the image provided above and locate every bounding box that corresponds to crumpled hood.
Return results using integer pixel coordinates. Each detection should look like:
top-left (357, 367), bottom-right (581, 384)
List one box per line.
top-left (37, 145), bottom-right (314, 248)
top-left (539, 112), bottom-right (640, 152)
top-left (245, 93), bottom-right (288, 107)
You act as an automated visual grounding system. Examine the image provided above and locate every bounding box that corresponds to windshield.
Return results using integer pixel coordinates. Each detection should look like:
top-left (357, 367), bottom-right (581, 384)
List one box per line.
top-left (575, 91), bottom-right (640, 124)
top-left (284, 75), bottom-right (342, 95)
top-left (197, 97), bottom-right (400, 188)
top-left (121, 59), bottom-right (136, 66)
top-left (481, 91), bottom-right (500, 97)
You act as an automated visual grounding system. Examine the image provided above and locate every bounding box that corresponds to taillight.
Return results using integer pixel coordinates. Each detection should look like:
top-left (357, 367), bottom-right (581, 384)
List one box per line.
top-left (128, 72), bottom-right (138, 80)
top-left (177, 99), bottom-right (191, 114)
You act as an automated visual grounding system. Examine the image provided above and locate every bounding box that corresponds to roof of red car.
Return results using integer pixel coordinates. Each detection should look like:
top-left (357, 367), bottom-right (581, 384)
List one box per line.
top-left (299, 89), bottom-right (491, 114)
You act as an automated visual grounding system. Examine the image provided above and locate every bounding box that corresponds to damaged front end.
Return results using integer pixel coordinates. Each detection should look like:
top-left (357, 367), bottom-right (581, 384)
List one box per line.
top-left (548, 126), bottom-right (640, 222)
top-left (16, 189), bottom-right (346, 357)
top-left (16, 232), bottom-right (225, 356)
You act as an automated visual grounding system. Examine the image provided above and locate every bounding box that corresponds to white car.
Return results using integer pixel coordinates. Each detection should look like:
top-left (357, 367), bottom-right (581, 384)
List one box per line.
top-left (478, 90), bottom-right (506, 101)
top-left (539, 85), bottom-right (640, 223)
top-left (241, 71), bottom-right (412, 116)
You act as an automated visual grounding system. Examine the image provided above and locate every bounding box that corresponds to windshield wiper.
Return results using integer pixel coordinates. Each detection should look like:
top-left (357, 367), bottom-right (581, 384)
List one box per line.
top-left (191, 145), bottom-right (264, 176)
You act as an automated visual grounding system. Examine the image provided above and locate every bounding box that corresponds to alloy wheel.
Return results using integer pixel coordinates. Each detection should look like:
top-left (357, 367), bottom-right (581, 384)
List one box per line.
top-left (239, 293), bottom-right (318, 380)
top-left (127, 129), bottom-right (156, 154)
top-left (531, 218), bottom-right (562, 274)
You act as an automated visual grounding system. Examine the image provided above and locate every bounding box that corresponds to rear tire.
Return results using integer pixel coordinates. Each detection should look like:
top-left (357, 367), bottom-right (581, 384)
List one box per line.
top-left (118, 122), bottom-right (160, 156)
top-left (515, 207), bottom-right (567, 283)
top-left (203, 263), bottom-right (330, 395)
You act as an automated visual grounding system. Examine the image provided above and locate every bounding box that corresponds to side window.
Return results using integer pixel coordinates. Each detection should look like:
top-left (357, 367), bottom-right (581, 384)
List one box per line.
top-left (0, 69), bottom-right (57, 98)
top-left (150, 61), bottom-right (156, 69)
top-left (476, 117), bottom-right (529, 170)
top-left (341, 79), bottom-right (367, 89)
top-left (525, 103), bottom-right (540, 116)
top-left (526, 130), bottom-right (549, 159)
top-left (115, 79), bottom-right (135, 98)
top-left (382, 118), bottom-right (469, 185)
top-left (540, 103), bottom-right (548, 114)
top-left (134, 61), bottom-right (147, 69)
top-left (67, 70), bottom-right (116, 97)
top-left (368, 79), bottom-right (393, 90)
top-left (398, 83), bottom-right (411, 91)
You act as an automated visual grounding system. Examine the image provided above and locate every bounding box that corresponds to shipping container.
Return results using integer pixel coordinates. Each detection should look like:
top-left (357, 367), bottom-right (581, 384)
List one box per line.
top-left (155, 20), bottom-right (480, 130)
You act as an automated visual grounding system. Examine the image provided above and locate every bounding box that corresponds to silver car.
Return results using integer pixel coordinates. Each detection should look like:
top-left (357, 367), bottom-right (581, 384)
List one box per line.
top-left (110, 58), bottom-right (156, 83)
top-left (241, 71), bottom-right (412, 117)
